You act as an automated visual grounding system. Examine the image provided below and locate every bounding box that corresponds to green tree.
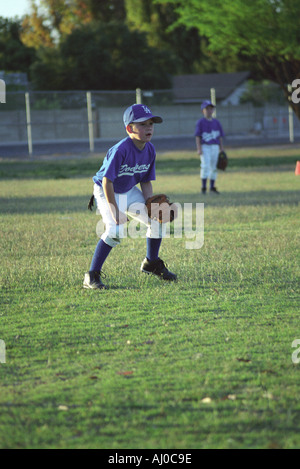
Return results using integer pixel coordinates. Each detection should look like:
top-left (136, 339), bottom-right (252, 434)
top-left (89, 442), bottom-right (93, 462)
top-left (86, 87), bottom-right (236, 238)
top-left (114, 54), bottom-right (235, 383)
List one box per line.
top-left (21, 0), bottom-right (126, 48)
top-left (0, 17), bottom-right (36, 73)
top-left (20, 0), bottom-right (244, 75)
top-left (21, 0), bottom-right (73, 48)
top-left (125, 0), bottom-right (203, 74)
top-left (22, 0), bottom-right (216, 75)
top-left (156, 0), bottom-right (300, 117)
top-left (30, 22), bottom-right (175, 90)
top-left (81, 0), bottom-right (126, 22)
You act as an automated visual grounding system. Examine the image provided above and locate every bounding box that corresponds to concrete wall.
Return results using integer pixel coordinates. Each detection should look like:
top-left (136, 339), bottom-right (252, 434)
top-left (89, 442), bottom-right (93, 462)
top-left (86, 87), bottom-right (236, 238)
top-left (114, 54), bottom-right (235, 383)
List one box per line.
top-left (0, 103), bottom-right (298, 143)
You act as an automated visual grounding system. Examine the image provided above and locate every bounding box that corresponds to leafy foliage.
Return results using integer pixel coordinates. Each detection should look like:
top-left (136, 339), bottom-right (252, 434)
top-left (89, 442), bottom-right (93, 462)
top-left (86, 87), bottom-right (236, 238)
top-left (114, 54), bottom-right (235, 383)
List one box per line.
top-left (164, 0), bottom-right (300, 60)
top-left (21, 0), bottom-right (127, 48)
top-left (125, 0), bottom-right (203, 74)
top-left (0, 17), bottom-right (36, 73)
top-left (156, 0), bottom-right (300, 117)
top-left (3, 0), bottom-right (300, 105)
top-left (30, 22), bottom-right (175, 90)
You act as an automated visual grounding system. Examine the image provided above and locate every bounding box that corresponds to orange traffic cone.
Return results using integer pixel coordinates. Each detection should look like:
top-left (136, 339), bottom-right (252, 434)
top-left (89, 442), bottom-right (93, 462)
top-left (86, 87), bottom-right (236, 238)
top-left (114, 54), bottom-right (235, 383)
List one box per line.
top-left (296, 161), bottom-right (300, 175)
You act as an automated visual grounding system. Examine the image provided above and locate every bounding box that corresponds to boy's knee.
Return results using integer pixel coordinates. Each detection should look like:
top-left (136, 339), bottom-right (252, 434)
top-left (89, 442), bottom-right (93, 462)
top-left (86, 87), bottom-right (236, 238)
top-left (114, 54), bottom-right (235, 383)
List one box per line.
top-left (101, 224), bottom-right (123, 247)
top-left (101, 233), bottom-right (121, 247)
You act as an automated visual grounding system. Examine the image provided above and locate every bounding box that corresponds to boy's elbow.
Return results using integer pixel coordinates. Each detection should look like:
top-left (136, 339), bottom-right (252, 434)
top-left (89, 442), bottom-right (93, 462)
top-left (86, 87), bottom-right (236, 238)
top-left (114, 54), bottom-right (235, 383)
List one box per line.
top-left (102, 177), bottom-right (113, 186)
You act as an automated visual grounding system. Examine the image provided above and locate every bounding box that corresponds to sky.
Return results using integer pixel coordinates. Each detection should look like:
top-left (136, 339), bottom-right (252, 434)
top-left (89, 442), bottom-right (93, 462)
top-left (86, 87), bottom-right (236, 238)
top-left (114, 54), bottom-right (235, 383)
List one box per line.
top-left (0, 0), bottom-right (33, 19)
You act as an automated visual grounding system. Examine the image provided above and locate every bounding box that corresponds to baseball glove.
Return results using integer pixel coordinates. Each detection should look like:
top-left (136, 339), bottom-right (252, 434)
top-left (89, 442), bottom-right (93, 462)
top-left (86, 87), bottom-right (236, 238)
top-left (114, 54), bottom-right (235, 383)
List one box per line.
top-left (217, 151), bottom-right (228, 171)
top-left (145, 194), bottom-right (177, 224)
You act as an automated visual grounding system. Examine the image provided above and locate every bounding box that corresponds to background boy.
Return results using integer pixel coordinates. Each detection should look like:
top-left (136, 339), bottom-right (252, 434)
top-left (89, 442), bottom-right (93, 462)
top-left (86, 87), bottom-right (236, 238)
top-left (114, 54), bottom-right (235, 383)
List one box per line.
top-left (195, 100), bottom-right (225, 194)
top-left (84, 104), bottom-right (177, 290)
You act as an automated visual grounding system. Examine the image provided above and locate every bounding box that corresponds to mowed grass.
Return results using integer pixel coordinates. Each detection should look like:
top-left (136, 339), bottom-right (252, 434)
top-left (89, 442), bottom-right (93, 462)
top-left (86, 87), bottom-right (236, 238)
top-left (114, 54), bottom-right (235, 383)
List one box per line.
top-left (0, 145), bottom-right (299, 449)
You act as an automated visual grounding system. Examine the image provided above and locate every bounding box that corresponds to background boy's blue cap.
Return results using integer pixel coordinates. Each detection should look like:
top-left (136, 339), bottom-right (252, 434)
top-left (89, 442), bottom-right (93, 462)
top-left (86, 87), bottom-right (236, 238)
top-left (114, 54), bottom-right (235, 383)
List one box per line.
top-left (201, 100), bottom-right (215, 110)
top-left (123, 104), bottom-right (163, 127)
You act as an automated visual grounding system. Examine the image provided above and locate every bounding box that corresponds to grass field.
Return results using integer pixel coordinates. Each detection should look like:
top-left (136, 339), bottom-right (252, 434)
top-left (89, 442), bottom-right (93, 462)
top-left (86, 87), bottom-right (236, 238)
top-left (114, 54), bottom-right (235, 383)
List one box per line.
top-left (0, 145), bottom-right (299, 449)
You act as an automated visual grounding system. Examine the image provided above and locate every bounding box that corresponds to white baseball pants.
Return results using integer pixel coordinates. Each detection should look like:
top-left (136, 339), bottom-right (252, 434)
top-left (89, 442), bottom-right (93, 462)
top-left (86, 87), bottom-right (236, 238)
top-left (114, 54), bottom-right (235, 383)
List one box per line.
top-left (93, 184), bottom-right (166, 248)
top-left (200, 144), bottom-right (219, 180)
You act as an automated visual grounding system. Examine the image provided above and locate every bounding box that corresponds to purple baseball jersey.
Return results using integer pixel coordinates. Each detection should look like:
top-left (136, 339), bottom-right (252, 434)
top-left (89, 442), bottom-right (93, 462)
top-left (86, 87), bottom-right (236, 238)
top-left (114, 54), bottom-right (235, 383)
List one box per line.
top-left (93, 137), bottom-right (156, 194)
top-left (194, 118), bottom-right (224, 144)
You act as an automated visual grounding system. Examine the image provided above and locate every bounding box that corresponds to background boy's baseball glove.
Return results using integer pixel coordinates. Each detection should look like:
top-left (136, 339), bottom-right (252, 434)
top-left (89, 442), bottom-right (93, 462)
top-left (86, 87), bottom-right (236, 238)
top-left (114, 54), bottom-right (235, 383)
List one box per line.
top-left (145, 194), bottom-right (177, 223)
top-left (217, 151), bottom-right (228, 170)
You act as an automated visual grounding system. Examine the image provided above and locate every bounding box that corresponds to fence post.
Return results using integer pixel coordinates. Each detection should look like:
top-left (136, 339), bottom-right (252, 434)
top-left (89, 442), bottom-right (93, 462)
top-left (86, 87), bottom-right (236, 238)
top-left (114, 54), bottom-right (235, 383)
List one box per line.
top-left (136, 88), bottom-right (142, 104)
top-left (25, 92), bottom-right (33, 156)
top-left (87, 91), bottom-right (94, 152)
top-left (0, 339), bottom-right (5, 364)
top-left (210, 88), bottom-right (216, 117)
top-left (0, 79), bottom-right (6, 103)
top-left (287, 84), bottom-right (294, 143)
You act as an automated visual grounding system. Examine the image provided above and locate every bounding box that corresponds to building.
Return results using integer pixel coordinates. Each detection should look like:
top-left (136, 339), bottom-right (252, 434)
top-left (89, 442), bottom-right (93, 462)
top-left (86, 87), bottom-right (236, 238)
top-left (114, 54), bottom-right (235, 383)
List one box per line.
top-left (172, 71), bottom-right (250, 105)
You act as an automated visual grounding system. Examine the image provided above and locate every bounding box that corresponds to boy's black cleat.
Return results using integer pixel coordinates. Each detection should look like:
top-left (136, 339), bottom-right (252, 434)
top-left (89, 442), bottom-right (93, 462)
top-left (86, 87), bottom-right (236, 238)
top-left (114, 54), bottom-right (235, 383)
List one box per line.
top-left (141, 257), bottom-right (177, 281)
top-left (83, 271), bottom-right (107, 290)
top-left (210, 187), bottom-right (220, 194)
top-left (201, 188), bottom-right (206, 194)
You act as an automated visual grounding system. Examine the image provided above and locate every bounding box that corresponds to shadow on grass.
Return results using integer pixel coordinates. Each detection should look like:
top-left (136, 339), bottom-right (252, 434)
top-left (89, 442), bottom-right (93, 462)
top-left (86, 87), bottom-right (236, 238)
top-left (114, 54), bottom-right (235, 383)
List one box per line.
top-left (0, 154), bottom-right (298, 179)
top-left (0, 189), bottom-right (299, 215)
top-left (0, 158), bottom-right (101, 180)
top-left (171, 191), bottom-right (300, 207)
top-left (0, 195), bottom-right (90, 214)
top-left (154, 155), bottom-right (299, 173)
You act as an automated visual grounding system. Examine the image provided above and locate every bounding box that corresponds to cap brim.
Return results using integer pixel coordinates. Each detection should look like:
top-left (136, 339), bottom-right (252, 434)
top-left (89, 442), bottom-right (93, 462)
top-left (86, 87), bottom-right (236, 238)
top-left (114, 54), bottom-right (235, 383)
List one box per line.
top-left (132, 115), bottom-right (163, 124)
top-left (202, 104), bottom-right (215, 109)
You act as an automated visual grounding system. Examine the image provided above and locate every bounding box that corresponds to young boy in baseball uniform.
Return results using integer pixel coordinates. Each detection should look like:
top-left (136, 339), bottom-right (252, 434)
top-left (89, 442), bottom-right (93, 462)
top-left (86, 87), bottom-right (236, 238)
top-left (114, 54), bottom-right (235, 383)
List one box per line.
top-left (195, 100), bottom-right (225, 194)
top-left (83, 104), bottom-right (177, 290)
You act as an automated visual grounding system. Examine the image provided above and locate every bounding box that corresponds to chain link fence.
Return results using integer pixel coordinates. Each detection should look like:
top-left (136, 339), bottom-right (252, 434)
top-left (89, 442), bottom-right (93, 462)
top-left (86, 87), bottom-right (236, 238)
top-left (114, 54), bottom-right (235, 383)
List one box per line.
top-left (0, 83), bottom-right (299, 155)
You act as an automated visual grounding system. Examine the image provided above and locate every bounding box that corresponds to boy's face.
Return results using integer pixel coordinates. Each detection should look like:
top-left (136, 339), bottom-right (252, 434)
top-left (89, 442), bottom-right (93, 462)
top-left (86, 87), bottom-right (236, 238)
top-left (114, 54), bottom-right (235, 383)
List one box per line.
top-left (127, 119), bottom-right (154, 148)
top-left (203, 105), bottom-right (214, 119)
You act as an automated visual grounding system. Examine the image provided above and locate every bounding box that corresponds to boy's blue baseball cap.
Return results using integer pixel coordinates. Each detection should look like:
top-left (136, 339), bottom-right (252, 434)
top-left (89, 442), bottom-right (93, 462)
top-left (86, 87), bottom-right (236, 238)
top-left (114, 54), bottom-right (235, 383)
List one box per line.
top-left (201, 100), bottom-right (215, 110)
top-left (123, 104), bottom-right (163, 127)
